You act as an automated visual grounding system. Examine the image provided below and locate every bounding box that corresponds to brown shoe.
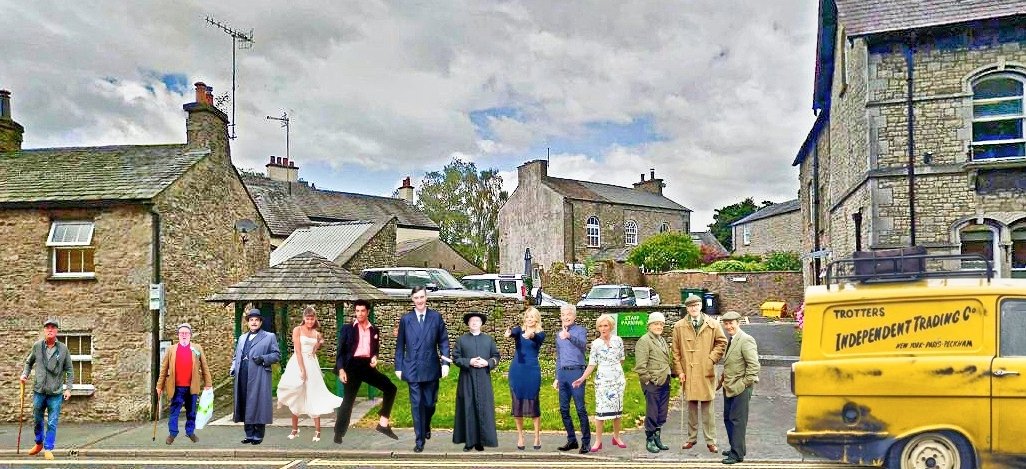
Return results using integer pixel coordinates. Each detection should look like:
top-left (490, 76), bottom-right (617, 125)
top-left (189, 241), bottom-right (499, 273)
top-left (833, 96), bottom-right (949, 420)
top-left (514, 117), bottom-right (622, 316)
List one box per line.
top-left (707, 444), bottom-right (718, 453)
top-left (28, 443), bottom-right (43, 455)
top-left (166, 435), bottom-right (175, 445)
top-left (187, 434), bottom-right (199, 443)
top-left (682, 441), bottom-right (696, 449)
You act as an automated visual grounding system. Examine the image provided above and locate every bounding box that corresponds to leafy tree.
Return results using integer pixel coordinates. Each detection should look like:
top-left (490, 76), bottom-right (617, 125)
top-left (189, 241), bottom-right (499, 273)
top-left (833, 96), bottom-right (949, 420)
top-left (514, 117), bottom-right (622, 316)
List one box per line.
top-left (417, 158), bottom-right (508, 271)
top-left (707, 198), bottom-right (759, 251)
top-left (626, 232), bottom-right (701, 272)
top-left (699, 243), bottom-right (728, 265)
top-left (764, 251), bottom-right (802, 271)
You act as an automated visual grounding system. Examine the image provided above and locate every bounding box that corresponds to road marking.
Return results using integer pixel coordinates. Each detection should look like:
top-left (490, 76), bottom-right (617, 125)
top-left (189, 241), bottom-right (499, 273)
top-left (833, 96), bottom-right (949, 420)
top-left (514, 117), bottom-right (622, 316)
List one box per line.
top-left (280, 460), bottom-right (305, 469)
top-left (0, 460), bottom-right (293, 466)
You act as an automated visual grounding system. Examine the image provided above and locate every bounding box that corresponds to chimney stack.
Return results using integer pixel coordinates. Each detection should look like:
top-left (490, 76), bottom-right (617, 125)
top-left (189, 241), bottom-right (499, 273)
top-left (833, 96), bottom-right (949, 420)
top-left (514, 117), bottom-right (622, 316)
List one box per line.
top-left (633, 167), bottom-right (664, 195)
top-left (397, 176), bottom-right (415, 203)
top-left (183, 81), bottom-right (229, 158)
top-left (0, 89), bottom-right (25, 152)
top-left (266, 155), bottom-right (299, 183)
top-left (517, 159), bottom-right (548, 187)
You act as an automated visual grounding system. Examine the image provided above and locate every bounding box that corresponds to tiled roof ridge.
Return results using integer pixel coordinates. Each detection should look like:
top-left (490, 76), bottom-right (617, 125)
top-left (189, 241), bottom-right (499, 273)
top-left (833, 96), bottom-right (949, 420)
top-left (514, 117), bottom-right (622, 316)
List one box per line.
top-left (13, 143), bottom-right (185, 153)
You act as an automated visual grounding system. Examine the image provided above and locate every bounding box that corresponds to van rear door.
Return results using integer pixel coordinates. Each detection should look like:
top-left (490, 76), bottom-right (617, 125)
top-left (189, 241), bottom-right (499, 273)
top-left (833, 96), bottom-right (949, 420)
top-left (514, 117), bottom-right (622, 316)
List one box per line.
top-left (992, 298), bottom-right (1026, 455)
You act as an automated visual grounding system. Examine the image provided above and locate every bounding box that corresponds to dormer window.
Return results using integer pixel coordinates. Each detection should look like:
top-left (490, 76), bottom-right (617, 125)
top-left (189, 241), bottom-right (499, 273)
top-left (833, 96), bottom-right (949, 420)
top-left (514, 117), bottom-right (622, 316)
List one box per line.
top-left (47, 221), bottom-right (95, 278)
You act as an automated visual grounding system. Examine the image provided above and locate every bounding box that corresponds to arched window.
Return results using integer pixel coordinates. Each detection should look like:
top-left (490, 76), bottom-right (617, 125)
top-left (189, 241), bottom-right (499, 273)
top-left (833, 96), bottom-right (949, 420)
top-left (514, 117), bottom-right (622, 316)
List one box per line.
top-left (659, 222), bottom-right (670, 233)
top-left (1013, 225), bottom-right (1026, 278)
top-left (586, 216), bottom-right (600, 247)
top-left (960, 222), bottom-right (1000, 276)
top-left (972, 73), bottom-right (1025, 160)
top-left (624, 220), bottom-right (638, 246)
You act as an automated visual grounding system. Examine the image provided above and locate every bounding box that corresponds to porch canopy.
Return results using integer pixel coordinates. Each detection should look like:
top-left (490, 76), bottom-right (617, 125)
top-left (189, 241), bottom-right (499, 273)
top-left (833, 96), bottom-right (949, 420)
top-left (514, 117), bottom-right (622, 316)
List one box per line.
top-left (207, 251), bottom-right (389, 303)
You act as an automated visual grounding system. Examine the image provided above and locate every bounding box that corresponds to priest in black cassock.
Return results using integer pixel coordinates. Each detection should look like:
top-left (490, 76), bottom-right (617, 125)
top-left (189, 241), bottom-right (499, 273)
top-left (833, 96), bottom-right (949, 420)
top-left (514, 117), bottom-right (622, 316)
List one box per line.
top-left (452, 311), bottom-right (500, 451)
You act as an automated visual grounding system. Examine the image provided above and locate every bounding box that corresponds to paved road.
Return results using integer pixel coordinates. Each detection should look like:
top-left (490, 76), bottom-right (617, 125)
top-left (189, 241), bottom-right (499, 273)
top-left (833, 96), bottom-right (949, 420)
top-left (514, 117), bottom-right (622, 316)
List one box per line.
top-left (0, 457), bottom-right (873, 468)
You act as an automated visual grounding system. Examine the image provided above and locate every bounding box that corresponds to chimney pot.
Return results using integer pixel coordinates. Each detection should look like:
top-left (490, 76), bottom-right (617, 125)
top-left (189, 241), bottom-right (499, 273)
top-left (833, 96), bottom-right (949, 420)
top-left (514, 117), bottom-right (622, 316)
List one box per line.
top-left (650, 168), bottom-right (655, 179)
top-left (289, 161), bottom-right (295, 168)
top-left (269, 155), bottom-right (275, 164)
top-left (283, 157), bottom-right (289, 167)
top-left (0, 89), bottom-right (10, 119)
top-left (205, 86), bottom-right (214, 105)
top-left (194, 82), bottom-right (207, 104)
top-left (640, 173), bottom-right (645, 182)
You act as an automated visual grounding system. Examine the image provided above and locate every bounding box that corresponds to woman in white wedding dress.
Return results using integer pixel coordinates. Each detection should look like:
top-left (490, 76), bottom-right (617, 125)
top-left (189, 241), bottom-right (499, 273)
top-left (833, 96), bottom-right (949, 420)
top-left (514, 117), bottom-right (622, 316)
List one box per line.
top-left (276, 306), bottom-right (344, 441)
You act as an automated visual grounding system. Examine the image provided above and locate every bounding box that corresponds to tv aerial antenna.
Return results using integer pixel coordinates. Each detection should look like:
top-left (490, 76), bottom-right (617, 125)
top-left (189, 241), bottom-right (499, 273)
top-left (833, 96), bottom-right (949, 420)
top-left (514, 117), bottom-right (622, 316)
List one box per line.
top-left (266, 112), bottom-right (290, 160)
top-left (205, 15), bottom-right (254, 139)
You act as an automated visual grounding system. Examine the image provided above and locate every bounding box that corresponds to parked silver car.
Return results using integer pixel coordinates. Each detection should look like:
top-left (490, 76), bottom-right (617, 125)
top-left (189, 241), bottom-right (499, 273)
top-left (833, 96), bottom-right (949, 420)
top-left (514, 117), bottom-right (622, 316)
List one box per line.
top-left (632, 287), bottom-right (661, 306)
top-left (361, 267), bottom-right (503, 298)
top-left (577, 284), bottom-right (637, 307)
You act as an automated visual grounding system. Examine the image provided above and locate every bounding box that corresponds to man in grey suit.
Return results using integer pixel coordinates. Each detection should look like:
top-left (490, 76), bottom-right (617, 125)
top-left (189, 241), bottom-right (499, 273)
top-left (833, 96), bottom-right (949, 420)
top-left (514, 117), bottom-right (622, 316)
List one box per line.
top-left (230, 309), bottom-right (281, 445)
top-left (395, 286), bottom-right (451, 452)
top-left (717, 311), bottom-right (760, 465)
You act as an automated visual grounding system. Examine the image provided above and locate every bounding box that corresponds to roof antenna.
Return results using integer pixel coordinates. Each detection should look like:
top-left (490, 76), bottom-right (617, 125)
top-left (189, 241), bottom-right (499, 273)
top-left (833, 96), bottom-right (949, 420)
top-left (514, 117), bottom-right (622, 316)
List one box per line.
top-left (205, 15), bottom-right (254, 140)
top-left (546, 147), bottom-right (550, 162)
top-left (266, 112), bottom-right (290, 160)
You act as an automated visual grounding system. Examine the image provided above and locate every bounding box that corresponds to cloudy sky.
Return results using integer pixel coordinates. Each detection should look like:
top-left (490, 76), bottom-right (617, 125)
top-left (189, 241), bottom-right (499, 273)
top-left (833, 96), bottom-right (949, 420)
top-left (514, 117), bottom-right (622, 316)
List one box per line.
top-left (1, 0), bottom-right (818, 228)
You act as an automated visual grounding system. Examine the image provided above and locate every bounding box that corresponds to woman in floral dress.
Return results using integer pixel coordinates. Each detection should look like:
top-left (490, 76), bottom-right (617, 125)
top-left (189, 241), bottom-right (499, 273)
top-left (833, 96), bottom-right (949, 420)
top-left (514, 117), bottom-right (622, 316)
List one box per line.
top-left (573, 314), bottom-right (626, 451)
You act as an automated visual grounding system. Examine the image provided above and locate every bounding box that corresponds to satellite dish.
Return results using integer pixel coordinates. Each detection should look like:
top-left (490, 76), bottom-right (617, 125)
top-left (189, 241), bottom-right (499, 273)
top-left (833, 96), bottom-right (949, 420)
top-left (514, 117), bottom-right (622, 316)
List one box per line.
top-left (235, 219), bottom-right (258, 234)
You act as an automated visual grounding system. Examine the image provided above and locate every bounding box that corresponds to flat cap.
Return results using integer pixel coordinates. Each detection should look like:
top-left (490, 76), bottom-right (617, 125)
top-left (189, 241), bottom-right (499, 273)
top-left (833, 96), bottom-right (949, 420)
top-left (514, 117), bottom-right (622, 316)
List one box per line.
top-left (647, 312), bottom-right (666, 324)
top-left (721, 311), bottom-right (743, 321)
top-left (43, 319), bottom-right (59, 328)
top-left (684, 294), bottom-right (702, 305)
top-left (177, 323), bottom-right (193, 332)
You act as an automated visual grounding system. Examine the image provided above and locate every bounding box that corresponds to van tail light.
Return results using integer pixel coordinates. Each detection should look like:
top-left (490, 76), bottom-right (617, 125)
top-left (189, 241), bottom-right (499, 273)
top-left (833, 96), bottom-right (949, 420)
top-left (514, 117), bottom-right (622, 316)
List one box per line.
top-left (521, 285), bottom-right (527, 299)
top-left (790, 362), bottom-right (796, 395)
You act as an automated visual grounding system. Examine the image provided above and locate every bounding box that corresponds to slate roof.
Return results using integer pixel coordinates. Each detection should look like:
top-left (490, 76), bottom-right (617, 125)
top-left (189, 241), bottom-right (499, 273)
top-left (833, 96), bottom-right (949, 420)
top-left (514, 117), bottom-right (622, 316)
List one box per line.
top-left (690, 231), bottom-right (729, 256)
top-left (731, 199), bottom-right (800, 226)
top-left (396, 237), bottom-right (434, 257)
top-left (836, 0), bottom-right (1026, 37)
top-left (543, 177), bottom-right (690, 212)
top-left (269, 220), bottom-right (387, 267)
top-left (0, 144), bottom-right (205, 205)
top-left (208, 251), bottom-right (389, 302)
top-left (242, 174), bottom-right (438, 237)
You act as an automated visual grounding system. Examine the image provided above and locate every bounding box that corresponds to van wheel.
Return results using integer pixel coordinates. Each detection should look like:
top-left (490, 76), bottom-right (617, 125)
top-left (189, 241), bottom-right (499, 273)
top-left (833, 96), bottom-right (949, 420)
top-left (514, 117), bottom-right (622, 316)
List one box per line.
top-left (886, 431), bottom-right (976, 469)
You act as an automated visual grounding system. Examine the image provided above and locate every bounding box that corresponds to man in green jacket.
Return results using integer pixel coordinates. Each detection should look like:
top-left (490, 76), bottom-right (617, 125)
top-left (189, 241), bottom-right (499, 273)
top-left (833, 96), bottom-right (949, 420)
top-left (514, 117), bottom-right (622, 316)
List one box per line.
top-left (634, 312), bottom-right (673, 453)
top-left (20, 319), bottom-right (74, 461)
top-left (718, 311), bottom-right (760, 465)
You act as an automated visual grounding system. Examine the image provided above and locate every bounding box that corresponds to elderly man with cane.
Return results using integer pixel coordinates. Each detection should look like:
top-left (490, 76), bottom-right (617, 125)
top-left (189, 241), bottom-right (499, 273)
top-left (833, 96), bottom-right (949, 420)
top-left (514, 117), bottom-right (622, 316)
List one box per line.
top-left (20, 319), bottom-right (73, 461)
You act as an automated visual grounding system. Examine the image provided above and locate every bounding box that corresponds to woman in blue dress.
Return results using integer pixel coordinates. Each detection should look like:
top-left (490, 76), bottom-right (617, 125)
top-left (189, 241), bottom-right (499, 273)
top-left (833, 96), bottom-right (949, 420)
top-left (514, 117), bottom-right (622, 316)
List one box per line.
top-left (505, 306), bottom-right (545, 450)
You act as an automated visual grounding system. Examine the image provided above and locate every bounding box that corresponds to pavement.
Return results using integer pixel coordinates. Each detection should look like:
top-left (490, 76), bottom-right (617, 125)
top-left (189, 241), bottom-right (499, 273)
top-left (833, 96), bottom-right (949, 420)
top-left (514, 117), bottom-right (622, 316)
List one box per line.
top-left (0, 322), bottom-right (822, 466)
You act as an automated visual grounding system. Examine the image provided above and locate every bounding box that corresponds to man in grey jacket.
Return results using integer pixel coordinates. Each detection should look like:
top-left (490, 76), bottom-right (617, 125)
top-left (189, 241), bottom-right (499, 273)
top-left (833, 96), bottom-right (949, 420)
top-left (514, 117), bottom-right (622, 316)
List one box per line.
top-left (20, 319), bottom-right (73, 461)
top-left (718, 311), bottom-right (761, 465)
top-left (634, 312), bottom-right (673, 453)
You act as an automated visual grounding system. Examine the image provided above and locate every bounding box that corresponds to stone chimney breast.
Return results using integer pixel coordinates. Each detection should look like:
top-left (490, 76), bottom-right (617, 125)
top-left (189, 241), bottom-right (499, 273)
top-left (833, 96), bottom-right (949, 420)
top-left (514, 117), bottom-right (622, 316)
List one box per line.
top-left (633, 167), bottom-right (664, 195)
top-left (265, 155), bottom-right (299, 183)
top-left (397, 176), bottom-right (415, 203)
top-left (183, 81), bottom-right (229, 155)
top-left (0, 89), bottom-right (25, 153)
top-left (517, 159), bottom-right (548, 187)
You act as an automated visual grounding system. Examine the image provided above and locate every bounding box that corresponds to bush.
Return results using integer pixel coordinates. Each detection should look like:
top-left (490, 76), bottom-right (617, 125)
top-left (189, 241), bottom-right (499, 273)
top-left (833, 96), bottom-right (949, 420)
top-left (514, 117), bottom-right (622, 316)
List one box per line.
top-left (764, 251), bottom-right (802, 271)
top-left (699, 244), bottom-right (728, 265)
top-left (703, 259), bottom-right (768, 272)
top-left (627, 232), bottom-right (701, 272)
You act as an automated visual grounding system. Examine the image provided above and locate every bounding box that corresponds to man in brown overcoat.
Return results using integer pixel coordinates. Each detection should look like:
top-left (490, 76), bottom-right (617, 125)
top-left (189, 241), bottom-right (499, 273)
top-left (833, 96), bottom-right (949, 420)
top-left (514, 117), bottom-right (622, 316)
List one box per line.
top-left (671, 294), bottom-right (728, 452)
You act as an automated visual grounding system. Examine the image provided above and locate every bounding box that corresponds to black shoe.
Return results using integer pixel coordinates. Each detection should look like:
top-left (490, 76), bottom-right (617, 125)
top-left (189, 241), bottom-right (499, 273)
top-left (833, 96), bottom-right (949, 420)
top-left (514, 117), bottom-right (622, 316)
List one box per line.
top-left (722, 456), bottom-right (743, 464)
top-left (250, 439), bottom-right (262, 445)
top-left (463, 446), bottom-right (472, 452)
top-left (558, 441), bottom-right (579, 451)
top-left (722, 450), bottom-right (732, 456)
top-left (425, 431), bottom-right (431, 440)
top-left (413, 444), bottom-right (424, 453)
top-left (474, 444), bottom-right (484, 451)
top-left (579, 446), bottom-right (590, 454)
top-left (653, 429), bottom-right (669, 451)
top-left (376, 424), bottom-right (400, 440)
top-left (241, 438), bottom-right (254, 444)
top-left (187, 434), bottom-right (198, 443)
top-left (333, 433), bottom-right (344, 444)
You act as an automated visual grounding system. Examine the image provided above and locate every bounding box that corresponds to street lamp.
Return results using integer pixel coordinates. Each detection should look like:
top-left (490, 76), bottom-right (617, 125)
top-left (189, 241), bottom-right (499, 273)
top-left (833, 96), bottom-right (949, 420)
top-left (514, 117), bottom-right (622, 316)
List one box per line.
top-left (523, 248), bottom-right (533, 305)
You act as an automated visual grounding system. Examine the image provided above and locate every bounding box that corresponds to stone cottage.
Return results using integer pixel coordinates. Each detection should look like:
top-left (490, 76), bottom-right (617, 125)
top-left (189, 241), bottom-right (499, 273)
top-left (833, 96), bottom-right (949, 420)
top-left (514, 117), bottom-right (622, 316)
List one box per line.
top-left (794, 0), bottom-right (1026, 284)
top-left (0, 83), bottom-right (270, 421)
top-left (498, 160), bottom-right (692, 274)
top-left (731, 199), bottom-right (801, 256)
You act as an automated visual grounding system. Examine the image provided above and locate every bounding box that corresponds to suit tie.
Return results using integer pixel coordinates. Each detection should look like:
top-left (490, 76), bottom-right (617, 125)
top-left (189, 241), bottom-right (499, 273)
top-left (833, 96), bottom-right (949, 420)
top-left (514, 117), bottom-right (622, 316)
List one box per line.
top-left (727, 335), bottom-right (733, 351)
top-left (418, 314), bottom-right (424, 324)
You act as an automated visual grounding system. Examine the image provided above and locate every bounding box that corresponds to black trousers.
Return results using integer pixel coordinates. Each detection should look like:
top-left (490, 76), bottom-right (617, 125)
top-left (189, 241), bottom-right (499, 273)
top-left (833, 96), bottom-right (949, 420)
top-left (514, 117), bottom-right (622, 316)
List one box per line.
top-left (244, 423), bottom-right (266, 441)
top-left (723, 386), bottom-right (752, 459)
top-left (642, 380), bottom-right (670, 432)
top-left (334, 357), bottom-right (398, 437)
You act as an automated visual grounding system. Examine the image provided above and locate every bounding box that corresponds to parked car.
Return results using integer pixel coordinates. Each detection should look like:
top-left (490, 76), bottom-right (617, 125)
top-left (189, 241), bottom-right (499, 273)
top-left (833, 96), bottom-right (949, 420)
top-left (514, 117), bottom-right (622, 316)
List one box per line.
top-left (577, 284), bottom-right (637, 307)
top-left (461, 274), bottom-right (526, 299)
top-left (533, 287), bottom-right (570, 307)
top-left (632, 287), bottom-right (661, 306)
top-left (360, 267), bottom-right (503, 298)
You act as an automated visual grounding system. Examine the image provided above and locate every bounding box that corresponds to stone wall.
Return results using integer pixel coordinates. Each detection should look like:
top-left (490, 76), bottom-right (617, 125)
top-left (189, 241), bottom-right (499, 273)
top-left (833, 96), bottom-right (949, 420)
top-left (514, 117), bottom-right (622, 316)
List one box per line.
top-left (343, 220), bottom-right (397, 274)
top-left (567, 199), bottom-right (688, 265)
top-left (498, 161), bottom-right (567, 274)
top-left (645, 271), bottom-right (804, 316)
top-left (591, 260), bottom-right (645, 287)
top-left (0, 206), bottom-right (155, 421)
top-left (539, 262), bottom-right (592, 304)
top-left (732, 210), bottom-right (802, 256)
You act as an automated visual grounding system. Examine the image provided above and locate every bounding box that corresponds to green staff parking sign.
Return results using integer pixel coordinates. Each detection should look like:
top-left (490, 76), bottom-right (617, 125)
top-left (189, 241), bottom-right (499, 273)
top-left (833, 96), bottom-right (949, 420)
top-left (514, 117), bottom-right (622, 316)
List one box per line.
top-left (615, 312), bottom-right (649, 338)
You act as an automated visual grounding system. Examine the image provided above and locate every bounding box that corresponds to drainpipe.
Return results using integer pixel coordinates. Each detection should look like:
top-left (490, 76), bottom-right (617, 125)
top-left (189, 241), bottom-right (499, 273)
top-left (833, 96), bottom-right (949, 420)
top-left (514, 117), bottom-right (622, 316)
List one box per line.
top-left (905, 31), bottom-right (917, 246)
top-left (150, 208), bottom-right (162, 419)
top-left (812, 137), bottom-right (822, 285)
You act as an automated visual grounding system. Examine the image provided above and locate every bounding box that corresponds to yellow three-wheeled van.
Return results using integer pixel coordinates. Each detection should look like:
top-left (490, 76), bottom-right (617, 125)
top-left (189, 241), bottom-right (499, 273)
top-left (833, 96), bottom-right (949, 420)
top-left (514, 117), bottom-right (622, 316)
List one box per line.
top-left (788, 252), bottom-right (1026, 469)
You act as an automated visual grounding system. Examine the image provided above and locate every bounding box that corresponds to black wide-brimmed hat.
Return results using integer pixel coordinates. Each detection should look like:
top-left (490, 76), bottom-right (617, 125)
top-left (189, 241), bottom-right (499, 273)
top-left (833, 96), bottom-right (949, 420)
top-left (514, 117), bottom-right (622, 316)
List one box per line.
top-left (245, 309), bottom-right (263, 319)
top-left (463, 311), bottom-right (487, 325)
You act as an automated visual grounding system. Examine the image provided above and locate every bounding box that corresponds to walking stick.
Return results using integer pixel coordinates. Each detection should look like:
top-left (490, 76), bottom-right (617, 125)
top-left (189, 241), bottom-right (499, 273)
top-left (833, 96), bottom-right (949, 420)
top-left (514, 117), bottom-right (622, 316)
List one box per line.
top-left (151, 394), bottom-right (160, 442)
top-left (17, 381), bottom-right (25, 454)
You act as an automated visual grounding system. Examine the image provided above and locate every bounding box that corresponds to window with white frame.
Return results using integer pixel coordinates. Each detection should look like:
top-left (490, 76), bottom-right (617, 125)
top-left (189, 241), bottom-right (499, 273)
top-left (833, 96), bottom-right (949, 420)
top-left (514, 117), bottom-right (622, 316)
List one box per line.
top-left (1012, 226), bottom-right (1026, 279)
top-left (742, 225), bottom-right (751, 246)
top-left (47, 221), bottom-right (95, 278)
top-left (63, 334), bottom-right (93, 391)
top-left (972, 73), bottom-right (1026, 160)
top-left (586, 216), bottom-right (600, 247)
top-left (624, 220), bottom-right (638, 246)
top-left (659, 222), bottom-right (670, 233)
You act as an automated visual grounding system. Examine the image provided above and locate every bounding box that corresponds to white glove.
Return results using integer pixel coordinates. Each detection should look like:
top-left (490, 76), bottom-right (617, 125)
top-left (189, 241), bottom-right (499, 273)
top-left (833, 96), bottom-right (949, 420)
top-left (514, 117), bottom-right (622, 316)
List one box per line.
top-left (441, 364), bottom-right (450, 378)
top-left (395, 371), bottom-right (402, 380)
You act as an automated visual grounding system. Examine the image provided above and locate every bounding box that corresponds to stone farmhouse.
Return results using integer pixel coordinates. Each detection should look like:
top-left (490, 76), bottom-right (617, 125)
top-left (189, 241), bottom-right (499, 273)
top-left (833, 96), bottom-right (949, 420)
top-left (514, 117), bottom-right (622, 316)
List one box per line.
top-left (243, 165), bottom-right (483, 275)
top-left (794, 0), bottom-right (1026, 284)
top-left (0, 83), bottom-right (270, 421)
top-left (498, 160), bottom-right (692, 274)
top-left (731, 199), bottom-right (801, 256)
